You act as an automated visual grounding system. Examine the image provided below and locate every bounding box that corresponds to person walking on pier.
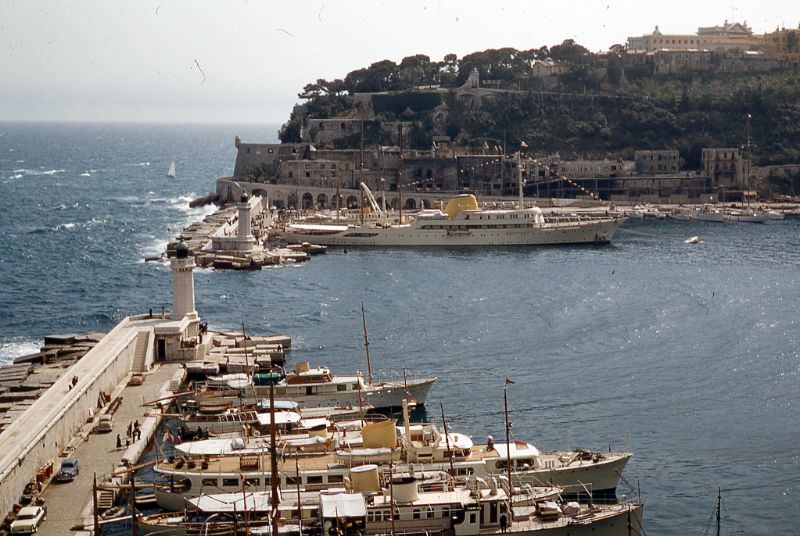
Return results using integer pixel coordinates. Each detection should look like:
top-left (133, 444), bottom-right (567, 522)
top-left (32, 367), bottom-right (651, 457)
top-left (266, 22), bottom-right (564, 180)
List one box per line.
top-left (126, 422), bottom-right (132, 438)
top-left (116, 434), bottom-right (122, 449)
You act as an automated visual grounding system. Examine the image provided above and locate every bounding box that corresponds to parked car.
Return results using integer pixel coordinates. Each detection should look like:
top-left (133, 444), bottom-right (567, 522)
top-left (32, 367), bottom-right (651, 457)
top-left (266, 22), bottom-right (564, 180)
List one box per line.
top-left (128, 373), bottom-right (144, 386)
top-left (54, 458), bottom-right (79, 482)
top-left (96, 414), bottom-right (113, 433)
top-left (10, 505), bottom-right (46, 534)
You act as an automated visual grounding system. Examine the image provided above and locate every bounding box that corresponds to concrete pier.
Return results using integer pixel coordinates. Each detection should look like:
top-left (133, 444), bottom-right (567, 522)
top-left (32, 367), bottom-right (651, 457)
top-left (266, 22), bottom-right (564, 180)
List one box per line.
top-left (37, 363), bottom-right (182, 535)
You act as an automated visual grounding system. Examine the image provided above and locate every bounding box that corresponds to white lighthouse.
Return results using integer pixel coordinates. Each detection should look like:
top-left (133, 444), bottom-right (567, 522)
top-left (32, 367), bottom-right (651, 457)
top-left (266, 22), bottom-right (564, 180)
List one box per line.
top-left (171, 240), bottom-right (197, 320)
top-left (237, 190), bottom-right (254, 241)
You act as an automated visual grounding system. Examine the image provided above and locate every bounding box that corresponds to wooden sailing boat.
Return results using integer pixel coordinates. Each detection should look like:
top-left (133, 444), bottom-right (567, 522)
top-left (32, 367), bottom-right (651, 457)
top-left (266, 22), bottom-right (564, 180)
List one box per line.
top-left (166, 160), bottom-right (176, 178)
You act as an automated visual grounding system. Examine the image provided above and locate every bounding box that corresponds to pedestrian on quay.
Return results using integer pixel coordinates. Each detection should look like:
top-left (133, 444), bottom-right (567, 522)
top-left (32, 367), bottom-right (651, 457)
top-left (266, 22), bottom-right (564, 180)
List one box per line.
top-left (116, 434), bottom-right (122, 448)
top-left (127, 422), bottom-right (132, 438)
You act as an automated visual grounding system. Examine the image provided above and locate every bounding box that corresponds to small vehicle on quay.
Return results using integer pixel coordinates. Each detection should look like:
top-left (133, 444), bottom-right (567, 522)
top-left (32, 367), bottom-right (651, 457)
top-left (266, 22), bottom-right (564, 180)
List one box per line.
top-left (54, 458), bottom-right (80, 482)
top-left (96, 414), bottom-right (113, 433)
top-left (9, 505), bottom-right (46, 534)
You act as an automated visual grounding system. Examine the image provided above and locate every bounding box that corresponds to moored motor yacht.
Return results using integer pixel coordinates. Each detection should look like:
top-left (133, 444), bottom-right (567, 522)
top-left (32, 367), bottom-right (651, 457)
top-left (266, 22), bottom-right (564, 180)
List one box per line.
top-left (199, 362), bottom-right (436, 410)
top-left (280, 186), bottom-right (622, 247)
top-left (154, 403), bottom-right (630, 510)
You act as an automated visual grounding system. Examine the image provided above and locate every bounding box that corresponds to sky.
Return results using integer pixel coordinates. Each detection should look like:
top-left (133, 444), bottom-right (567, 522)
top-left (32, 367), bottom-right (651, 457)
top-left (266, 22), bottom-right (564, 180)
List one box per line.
top-left (0, 0), bottom-right (798, 124)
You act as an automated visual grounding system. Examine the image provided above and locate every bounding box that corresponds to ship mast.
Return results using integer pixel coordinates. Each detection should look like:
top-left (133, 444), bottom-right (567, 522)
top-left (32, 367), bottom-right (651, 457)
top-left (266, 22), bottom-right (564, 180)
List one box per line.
top-left (716, 487), bottom-right (721, 536)
top-left (517, 151), bottom-right (524, 209)
top-left (503, 380), bottom-right (513, 496)
top-left (440, 402), bottom-right (455, 475)
top-left (361, 302), bottom-right (373, 385)
top-left (398, 124), bottom-right (404, 225)
top-left (269, 382), bottom-right (280, 536)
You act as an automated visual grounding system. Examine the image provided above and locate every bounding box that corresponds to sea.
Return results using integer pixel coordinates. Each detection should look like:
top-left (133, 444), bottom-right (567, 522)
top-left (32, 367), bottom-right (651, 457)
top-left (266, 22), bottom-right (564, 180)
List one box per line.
top-left (1, 121), bottom-right (798, 535)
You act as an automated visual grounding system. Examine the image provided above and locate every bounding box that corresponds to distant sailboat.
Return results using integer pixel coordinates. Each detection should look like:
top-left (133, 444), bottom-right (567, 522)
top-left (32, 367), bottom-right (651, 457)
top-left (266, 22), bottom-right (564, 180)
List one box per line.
top-left (166, 161), bottom-right (176, 178)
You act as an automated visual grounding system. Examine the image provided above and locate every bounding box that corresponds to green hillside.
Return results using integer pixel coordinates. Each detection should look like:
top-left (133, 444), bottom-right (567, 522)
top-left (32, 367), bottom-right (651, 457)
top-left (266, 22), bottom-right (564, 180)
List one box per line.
top-left (281, 42), bottom-right (800, 169)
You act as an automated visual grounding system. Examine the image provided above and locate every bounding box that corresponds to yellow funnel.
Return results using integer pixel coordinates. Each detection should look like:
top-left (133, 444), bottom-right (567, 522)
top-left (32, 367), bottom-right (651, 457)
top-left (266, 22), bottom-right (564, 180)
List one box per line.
top-left (445, 195), bottom-right (479, 218)
top-left (362, 419), bottom-right (397, 448)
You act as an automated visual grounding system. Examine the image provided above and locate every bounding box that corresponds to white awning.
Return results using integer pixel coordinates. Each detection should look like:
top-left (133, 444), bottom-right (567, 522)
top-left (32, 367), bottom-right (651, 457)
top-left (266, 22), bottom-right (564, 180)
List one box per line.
top-left (190, 491), bottom-right (274, 513)
top-left (300, 417), bottom-right (329, 429)
top-left (493, 441), bottom-right (540, 459)
top-left (320, 493), bottom-right (367, 518)
top-left (256, 412), bottom-right (302, 426)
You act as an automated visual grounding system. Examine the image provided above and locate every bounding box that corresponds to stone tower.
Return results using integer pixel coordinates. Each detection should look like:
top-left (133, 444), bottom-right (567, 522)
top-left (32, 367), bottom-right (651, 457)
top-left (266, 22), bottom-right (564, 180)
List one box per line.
top-left (238, 190), bottom-right (253, 240)
top-left (171, 240), bottom-right (197, 319)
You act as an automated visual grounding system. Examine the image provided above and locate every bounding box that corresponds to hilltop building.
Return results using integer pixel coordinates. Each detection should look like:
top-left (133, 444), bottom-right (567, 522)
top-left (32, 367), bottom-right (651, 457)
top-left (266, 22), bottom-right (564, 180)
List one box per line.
top-left (764, 25), bottom-right (800, 58)
top-left (627, 21), bottom-right (764, 52)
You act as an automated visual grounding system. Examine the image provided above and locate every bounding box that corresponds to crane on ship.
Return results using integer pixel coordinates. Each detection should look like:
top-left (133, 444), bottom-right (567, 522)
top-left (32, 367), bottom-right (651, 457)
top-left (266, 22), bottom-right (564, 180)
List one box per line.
top-left (359, 181), bottom-right (388, 226)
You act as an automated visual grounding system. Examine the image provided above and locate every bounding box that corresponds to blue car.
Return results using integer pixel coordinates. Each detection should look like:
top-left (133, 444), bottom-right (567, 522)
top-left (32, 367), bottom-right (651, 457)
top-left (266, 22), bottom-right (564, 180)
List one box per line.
top-left (55, 458), bottom-right (79, 482)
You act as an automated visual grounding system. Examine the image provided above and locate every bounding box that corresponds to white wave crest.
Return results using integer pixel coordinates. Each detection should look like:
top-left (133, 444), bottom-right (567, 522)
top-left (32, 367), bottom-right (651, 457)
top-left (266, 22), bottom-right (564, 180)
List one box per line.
top-left (0, 339), bottom-right (41, 364)
top-left (12, 168), bottom-right (66, 176)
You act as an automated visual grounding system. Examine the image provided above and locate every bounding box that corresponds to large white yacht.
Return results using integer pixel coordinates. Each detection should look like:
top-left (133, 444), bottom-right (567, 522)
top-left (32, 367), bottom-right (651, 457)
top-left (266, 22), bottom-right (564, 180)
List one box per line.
top-left (280, 188), bottom-right (622, 247)
top-left (154, 405), bottom-right (630, 510)
top-left (200, 362), bottom-right (436, 410)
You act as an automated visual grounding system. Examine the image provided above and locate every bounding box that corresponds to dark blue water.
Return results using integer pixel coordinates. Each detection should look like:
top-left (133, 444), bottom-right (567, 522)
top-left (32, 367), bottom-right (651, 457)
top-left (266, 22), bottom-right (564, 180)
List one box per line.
top-left (2, 122), bottom-right (799, 535)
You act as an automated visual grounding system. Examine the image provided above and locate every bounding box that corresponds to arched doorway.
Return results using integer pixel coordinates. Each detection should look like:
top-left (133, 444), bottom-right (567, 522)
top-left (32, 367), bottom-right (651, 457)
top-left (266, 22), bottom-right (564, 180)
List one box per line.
top-left (270, 191), bottom-right (285, 209)
top-left (302, 192), bottom-right (314, 209)
top-left (287, 193), bottom-right (297, 209)
top-left (404, 198), bottom-right (417, 210)
top-left (346, 195), bottom-right (359, 209)
top-left (317, 193), bottom-right (329, 208)
top-left (421, 199), bottom-right (432, 209)
top-left (389, 198), bottom-right (399, 210)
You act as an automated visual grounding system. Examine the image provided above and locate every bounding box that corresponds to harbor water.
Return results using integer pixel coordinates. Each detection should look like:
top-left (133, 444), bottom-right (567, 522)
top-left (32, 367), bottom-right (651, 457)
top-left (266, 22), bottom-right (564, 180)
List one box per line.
top-left (1, 122), bottom-right (799, 535)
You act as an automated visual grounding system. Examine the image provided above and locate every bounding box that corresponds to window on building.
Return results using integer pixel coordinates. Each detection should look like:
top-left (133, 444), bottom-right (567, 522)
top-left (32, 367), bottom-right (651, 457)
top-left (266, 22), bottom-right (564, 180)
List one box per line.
top-left (222, 478), bottom-right (239, 487)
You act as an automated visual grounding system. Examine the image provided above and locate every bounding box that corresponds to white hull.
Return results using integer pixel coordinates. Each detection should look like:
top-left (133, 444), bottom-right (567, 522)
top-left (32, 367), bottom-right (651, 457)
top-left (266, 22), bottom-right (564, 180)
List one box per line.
top-left (247, 378), bottom-right (436, 409)
top-left (694, 213), bottom-right (726, 222)
top-left (511, 504), bottom-right (643, 536)
top-left (155, 450), bottom-right (629, 511)
top-left (726, 214), bottom-right (767, 223)
top-left (282, 219), bottom-right (620, 247)
top-left (514, 452), bottom-right (630, 493)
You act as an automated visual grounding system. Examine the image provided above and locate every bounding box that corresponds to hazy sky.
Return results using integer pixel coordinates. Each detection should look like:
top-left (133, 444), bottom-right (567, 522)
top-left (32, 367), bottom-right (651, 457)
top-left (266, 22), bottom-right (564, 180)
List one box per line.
top-left (1, 0), bottom-right (797, 124)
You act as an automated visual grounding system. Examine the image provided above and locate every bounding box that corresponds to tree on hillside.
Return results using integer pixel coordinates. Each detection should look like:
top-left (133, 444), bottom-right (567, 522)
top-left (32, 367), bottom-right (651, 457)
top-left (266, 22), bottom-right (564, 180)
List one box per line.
top-left (550, 39), bottom-right (590, 64)
top-left (344, 60), bottom-right (400, 93)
